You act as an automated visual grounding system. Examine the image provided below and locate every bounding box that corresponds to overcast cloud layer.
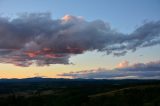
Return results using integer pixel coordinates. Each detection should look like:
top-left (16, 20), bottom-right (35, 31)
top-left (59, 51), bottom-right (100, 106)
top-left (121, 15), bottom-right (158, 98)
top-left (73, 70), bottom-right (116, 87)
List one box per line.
top-left (59, 60), bottom-right (160, 79)
top-left (0, 13), bottom-right (160, 66)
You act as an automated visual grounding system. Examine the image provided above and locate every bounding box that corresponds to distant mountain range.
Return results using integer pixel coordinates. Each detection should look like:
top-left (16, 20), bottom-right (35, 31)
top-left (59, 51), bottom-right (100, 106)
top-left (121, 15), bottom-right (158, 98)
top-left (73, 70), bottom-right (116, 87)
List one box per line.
top-left (0, 77), bottom-right (160, 84)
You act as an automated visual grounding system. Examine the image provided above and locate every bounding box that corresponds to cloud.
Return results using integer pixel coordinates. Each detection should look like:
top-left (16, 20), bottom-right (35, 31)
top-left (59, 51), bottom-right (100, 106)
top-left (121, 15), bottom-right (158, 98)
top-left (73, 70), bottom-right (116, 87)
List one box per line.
top-left (116, 60), bottom-right (129, 68)
top-left (0, 13), bottom-right (160, 66)
top-left (58, 60), bottom-right (160, 79)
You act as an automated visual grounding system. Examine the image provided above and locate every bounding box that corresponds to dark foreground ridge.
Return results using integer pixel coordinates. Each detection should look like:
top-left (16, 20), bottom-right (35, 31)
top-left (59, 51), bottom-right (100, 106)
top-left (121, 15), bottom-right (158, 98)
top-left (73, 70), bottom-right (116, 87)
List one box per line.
top-left (0, 78), bottom-right (160, 106)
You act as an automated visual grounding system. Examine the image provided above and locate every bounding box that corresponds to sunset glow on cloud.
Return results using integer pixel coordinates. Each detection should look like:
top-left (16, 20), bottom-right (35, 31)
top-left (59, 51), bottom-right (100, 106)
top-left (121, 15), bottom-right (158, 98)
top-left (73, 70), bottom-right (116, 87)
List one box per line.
top-left (117, 61), bottom-right (129, 68)
top-left (59, 60), bottom-right (160, 79)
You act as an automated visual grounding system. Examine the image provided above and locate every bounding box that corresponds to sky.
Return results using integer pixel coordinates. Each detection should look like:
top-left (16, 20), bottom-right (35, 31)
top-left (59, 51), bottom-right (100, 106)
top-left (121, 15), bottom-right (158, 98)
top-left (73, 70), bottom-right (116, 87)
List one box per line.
top-left (0, 0), bottom-right (160, 79)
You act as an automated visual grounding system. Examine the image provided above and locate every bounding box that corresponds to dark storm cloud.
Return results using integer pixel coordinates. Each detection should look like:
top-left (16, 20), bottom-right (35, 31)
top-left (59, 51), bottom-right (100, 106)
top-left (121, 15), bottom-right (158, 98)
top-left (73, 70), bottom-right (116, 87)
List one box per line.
top-left (59, 60), bottom-right (160, 79)
top-left (0, 13), bottom-right (160, 66)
